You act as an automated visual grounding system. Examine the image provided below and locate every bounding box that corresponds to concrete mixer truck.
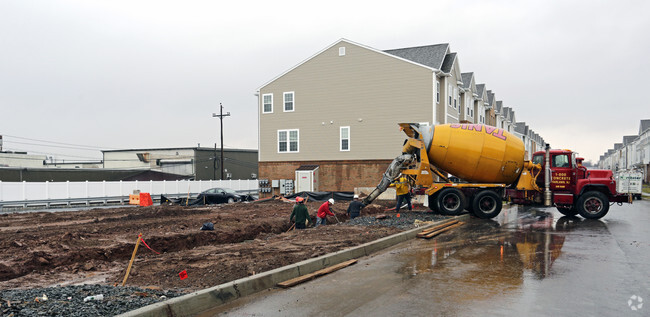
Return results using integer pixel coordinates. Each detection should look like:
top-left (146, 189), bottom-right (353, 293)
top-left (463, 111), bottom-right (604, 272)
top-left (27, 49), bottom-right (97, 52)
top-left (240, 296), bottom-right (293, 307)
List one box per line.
top-left (363, 123), bottom-right (632, 220)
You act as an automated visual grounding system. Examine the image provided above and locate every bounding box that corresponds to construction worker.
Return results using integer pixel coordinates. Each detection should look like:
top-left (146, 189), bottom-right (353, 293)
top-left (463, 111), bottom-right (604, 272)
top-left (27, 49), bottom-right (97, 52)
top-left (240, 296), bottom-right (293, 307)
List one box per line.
top-left (315, 198), bottom-right (335, 227)
top-left (290, 197), bottom-right (312, 229)
top-left (346, 194), bottom-right (365, 219)
top-left (390, 176), bottom-right (412, 212)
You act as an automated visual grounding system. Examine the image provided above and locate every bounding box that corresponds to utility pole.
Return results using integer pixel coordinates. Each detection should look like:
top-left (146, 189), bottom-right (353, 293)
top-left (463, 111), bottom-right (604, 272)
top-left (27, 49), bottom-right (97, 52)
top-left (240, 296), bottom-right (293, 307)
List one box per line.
top-left (212, 103), bottom-right (230, 180)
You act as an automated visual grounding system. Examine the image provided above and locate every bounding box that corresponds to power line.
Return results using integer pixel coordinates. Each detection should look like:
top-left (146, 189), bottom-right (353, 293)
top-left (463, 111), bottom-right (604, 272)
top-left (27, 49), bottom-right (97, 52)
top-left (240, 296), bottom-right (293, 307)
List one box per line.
top-left (0, 134), bottom-right (116, 150)
top-left (6, 140), bottom-right (108, 151)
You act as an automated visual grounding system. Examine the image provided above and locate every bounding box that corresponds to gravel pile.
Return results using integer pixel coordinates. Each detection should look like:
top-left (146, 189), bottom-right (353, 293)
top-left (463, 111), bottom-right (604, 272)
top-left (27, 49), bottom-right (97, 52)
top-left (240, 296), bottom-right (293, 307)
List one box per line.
top-left (348, 211), bottom-right (449, 230)
top-left (0, 284), bottom-right (185, 317)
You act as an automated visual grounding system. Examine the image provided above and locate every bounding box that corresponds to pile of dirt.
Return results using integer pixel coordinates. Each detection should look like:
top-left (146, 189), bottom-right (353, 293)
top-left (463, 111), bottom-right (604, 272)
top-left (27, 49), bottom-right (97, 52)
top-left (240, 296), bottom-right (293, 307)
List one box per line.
top-left (0, 199), bottom-right (434, 292)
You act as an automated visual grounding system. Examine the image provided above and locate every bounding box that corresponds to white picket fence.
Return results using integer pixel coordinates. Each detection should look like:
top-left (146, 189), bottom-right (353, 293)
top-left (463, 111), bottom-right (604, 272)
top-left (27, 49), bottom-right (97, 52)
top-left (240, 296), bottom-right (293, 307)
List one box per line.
top-left (0, 179), bottom-right (258, 202)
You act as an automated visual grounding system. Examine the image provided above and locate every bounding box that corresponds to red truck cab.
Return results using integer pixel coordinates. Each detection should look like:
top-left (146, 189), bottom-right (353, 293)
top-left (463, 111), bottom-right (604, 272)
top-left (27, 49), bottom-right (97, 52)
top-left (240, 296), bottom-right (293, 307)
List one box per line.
top-left (529, 149), bottom-right (628, 219)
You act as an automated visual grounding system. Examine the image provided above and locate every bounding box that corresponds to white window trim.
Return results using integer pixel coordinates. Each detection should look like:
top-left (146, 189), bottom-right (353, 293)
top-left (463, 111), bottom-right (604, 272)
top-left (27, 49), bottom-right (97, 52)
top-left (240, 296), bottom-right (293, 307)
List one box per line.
top-left (262, 93), bottom-right (273, 114)
top-left (340, 126), bottom-right (350, 151)
top-left (448, 84), bottom-right (452, 106)
top-left (436, 81), bottom-right (440, 104)
top-left (339, 47), bottom-right (346, 56)
top-left (277, 129), bottom-right (299, 153)
top-left (283, 91), bottom-right (295, 112)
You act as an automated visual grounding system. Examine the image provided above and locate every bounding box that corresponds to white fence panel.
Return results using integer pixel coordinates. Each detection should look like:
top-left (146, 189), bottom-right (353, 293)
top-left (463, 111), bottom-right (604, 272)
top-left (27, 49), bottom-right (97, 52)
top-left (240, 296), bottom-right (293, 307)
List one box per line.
top-left (0, 180), bottom-right (258, 202)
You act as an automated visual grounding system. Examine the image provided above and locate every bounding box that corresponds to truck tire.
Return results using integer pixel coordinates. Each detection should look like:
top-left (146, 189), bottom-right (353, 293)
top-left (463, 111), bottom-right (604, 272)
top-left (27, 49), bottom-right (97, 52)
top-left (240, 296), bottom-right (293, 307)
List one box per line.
top-left (437, 188), bottom-right (465, 216)
top-left (465, 198), bottom-right (476, 216)
top-left (428, 193), bottom-right (440, 213)
top-left (556, 206), bottom-right (578, 217)
top-left (471, 190), bottom-right (502, 219)
top-left (577, 191), bottom-right (609, 219)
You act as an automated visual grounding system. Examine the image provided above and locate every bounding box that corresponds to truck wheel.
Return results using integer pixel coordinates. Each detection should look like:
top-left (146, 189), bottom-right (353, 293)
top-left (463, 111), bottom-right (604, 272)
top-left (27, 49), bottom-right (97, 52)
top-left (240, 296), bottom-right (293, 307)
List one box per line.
top-left (428, 193), bottom-right (440, 213)
top-left (556, 206), bottom-right (578, 216)
top-left (577, 191), bottom-right (609, 219)
top-left (471, 190), bottom-right (502, 219)
top-left (437, 188), bottom-right (465, 216)
top-left (465, 199), bottom-right (476, 216)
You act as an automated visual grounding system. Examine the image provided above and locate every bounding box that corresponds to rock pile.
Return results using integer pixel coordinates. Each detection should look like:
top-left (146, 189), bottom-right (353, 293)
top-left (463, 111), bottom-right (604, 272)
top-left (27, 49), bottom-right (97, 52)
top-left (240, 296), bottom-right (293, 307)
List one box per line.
top-left (0, 284), bottom-right (184, 317)
top-left (347, 211), bottom-right (448, 230)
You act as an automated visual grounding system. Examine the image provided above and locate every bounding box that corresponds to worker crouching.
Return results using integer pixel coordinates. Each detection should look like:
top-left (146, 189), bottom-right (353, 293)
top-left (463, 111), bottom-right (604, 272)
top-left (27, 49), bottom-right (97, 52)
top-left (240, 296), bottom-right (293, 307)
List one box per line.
top-left (315, 198), bottom-right (335, 227)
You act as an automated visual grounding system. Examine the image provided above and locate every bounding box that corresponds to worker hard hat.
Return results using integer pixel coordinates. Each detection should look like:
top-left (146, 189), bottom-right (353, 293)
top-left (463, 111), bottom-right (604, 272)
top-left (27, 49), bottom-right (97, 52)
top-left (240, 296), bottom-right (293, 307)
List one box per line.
top-left (328, 198), bottom-right (335, 204)
top-left (296, 197), bottom-right (304, 203)
top-left (353, 194), bottom-right (359, 199)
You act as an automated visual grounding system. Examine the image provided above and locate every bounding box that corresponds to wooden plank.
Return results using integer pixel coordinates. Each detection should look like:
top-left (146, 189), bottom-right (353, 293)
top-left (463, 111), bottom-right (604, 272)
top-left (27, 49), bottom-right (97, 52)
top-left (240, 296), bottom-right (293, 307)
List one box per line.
top-left (420, 222), bottom-right (464, 239)
top-left (277, 259), bottom-right (358, 288)
top-left (416, 220), bottom-right (459, 237)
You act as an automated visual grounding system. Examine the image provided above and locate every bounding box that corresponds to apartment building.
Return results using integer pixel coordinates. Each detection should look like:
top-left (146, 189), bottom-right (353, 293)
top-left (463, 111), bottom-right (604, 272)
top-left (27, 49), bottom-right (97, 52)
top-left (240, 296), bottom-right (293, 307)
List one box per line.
top-left (598, 119), bottom-right (650, 182)
top-left (257, 39), bottom-right (547, 194)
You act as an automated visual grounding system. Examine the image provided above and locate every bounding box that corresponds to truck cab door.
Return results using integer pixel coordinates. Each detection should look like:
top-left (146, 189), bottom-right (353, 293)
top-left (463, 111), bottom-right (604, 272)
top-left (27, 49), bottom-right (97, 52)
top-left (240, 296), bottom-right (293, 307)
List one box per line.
top-left (550, 153), bottom-right (575, 192)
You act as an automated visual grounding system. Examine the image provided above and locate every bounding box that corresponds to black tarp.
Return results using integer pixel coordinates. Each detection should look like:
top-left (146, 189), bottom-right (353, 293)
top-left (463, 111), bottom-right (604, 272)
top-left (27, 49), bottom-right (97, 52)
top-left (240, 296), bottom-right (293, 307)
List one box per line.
top-left (282, 191), bottom-right (354, 202)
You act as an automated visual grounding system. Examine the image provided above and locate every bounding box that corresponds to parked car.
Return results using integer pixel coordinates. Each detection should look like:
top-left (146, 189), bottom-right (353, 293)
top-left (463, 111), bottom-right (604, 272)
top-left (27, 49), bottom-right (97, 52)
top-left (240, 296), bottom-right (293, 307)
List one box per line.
top-left (197, 188), bottom-right (242, 204)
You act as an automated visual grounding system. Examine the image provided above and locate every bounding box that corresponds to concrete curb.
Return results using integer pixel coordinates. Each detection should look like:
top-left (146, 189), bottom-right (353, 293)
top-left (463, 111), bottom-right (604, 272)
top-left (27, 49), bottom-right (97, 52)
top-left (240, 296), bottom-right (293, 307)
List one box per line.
top-left (118, 214), bottom-right (469, 317)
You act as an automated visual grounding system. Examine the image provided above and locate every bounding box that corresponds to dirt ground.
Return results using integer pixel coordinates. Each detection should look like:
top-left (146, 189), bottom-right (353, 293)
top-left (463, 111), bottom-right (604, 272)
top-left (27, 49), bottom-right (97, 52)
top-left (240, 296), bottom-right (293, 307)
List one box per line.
top-left (0, 199), bottom-right (413, 293)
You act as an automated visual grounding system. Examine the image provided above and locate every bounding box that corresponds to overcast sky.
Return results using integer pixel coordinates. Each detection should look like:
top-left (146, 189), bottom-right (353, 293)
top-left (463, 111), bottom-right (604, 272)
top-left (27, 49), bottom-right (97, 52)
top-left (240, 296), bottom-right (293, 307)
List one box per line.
top-left (1, 0), bottom-right (648, 164)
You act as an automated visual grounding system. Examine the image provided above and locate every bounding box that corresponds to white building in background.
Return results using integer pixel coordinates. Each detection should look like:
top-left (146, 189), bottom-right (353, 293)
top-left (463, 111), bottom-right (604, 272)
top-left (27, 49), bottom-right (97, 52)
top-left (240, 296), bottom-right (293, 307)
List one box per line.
top-left (0, 152), bottom-right (46, 168)
top-left (598, 119), bottom-right (650, 183)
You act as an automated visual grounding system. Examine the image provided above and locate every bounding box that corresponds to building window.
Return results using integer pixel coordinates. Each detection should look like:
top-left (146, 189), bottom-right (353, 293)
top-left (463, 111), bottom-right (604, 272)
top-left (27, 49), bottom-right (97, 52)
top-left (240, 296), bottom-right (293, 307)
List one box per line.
top-left (278, 129), bottom-right (299, 153)
top-left (453, 88), bottom-right (458, 109)
top-left (283, 92), bottom-right (294, 112)
top-left (340, 126), bottom-right (350, 151)
top-left (262, 94), bottom-right (273, 113)
top-left (436, 81), bottom-right (440, 103)
top-left (339, 47), bottom-right (346, 56)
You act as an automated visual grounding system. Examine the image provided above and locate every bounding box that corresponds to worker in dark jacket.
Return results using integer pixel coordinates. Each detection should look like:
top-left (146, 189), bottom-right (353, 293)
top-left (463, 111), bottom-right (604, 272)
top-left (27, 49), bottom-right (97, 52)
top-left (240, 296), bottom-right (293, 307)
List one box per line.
top-left (346, 194), bottom-right (365, 219)
top-left (290, 197), bottom-right (312, 229)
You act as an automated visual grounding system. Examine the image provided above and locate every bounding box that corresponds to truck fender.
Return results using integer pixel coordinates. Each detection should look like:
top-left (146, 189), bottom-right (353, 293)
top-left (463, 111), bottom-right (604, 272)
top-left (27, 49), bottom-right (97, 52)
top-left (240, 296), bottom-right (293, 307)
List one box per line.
top-left (578, 184), bottom-right (611, 197)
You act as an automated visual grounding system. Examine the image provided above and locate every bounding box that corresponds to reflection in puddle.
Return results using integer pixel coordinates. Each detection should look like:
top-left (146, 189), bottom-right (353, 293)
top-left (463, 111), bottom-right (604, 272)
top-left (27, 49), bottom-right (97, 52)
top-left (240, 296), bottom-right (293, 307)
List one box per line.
top-left (399, 208), bottom-right (595, 290)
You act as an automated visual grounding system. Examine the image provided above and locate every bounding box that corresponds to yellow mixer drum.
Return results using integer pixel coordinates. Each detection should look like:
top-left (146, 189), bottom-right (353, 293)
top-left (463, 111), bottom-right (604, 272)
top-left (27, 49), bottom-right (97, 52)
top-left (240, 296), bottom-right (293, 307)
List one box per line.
top-left (421, 123), bottom-right (525, 184)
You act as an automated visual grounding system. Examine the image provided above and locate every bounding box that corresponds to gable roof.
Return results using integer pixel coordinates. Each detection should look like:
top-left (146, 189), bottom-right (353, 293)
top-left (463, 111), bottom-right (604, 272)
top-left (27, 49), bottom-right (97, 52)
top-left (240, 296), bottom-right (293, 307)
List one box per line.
top-left (440, 52), bottom-right (457, 73)
top-left (503, 106), bottom-right (511, 120)
top-left (623, 135), bottom-right (638, 145)
top-left (496, 101), bottom-right (503, 113)
top-left (640, 119), bottom-right (650, 135)
top-left (487, 90), bottom-right (494, 105)
top-left (461, 72), bottom-right (473, 89)
top-left (384, 43), bottom-right (450, 71)
top-left (259, 38), bottom-right (439, 90)
top-left (476, 84), bottom-right (486, 97)
top-left (515, 122), bottom-right (527, 134)
top-left (614, 143), bottom-right (623, 150)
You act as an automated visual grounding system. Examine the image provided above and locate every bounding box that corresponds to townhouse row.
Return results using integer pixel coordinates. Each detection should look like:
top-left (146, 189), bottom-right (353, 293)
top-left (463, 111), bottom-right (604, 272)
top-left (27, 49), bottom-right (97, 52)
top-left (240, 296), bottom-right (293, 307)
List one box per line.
top-left (256, 39), bottom-right (547, 195)
top-left (597, 119), bottom-right (650, 183)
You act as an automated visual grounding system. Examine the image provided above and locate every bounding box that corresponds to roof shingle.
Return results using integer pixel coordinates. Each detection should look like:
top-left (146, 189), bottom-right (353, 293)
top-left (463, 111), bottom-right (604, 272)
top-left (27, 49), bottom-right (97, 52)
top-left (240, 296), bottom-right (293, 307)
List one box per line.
top-left (384, 43), bottom-right (450, 70)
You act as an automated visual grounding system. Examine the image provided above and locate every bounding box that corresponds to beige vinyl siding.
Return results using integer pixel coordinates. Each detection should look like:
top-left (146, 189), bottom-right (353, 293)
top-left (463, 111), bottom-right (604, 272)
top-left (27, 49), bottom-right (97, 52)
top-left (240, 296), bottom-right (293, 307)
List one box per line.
top-left (259, 41), bottom-right (433, 162)
top-left (446, 72), bottom-right (459, 123)
top-left (436, 77), bottom-right (446, 124)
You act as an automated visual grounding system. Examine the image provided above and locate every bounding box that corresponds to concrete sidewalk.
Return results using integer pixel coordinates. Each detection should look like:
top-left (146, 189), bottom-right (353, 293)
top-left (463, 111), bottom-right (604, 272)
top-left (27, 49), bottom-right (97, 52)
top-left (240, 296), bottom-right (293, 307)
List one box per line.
top-left (118, 215), bottom-right (468, 317)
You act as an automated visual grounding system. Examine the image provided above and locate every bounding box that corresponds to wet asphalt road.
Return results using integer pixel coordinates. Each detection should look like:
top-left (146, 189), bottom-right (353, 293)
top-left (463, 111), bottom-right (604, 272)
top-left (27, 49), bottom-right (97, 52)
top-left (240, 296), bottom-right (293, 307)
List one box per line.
top-left (210, 200), bottom-right (650, 316)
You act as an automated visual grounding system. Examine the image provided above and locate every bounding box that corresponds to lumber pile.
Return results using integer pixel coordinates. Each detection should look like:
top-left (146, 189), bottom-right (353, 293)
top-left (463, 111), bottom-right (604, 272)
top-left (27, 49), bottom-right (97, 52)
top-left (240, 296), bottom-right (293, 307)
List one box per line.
top-left (416, 220), bottom-right (464, 239)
